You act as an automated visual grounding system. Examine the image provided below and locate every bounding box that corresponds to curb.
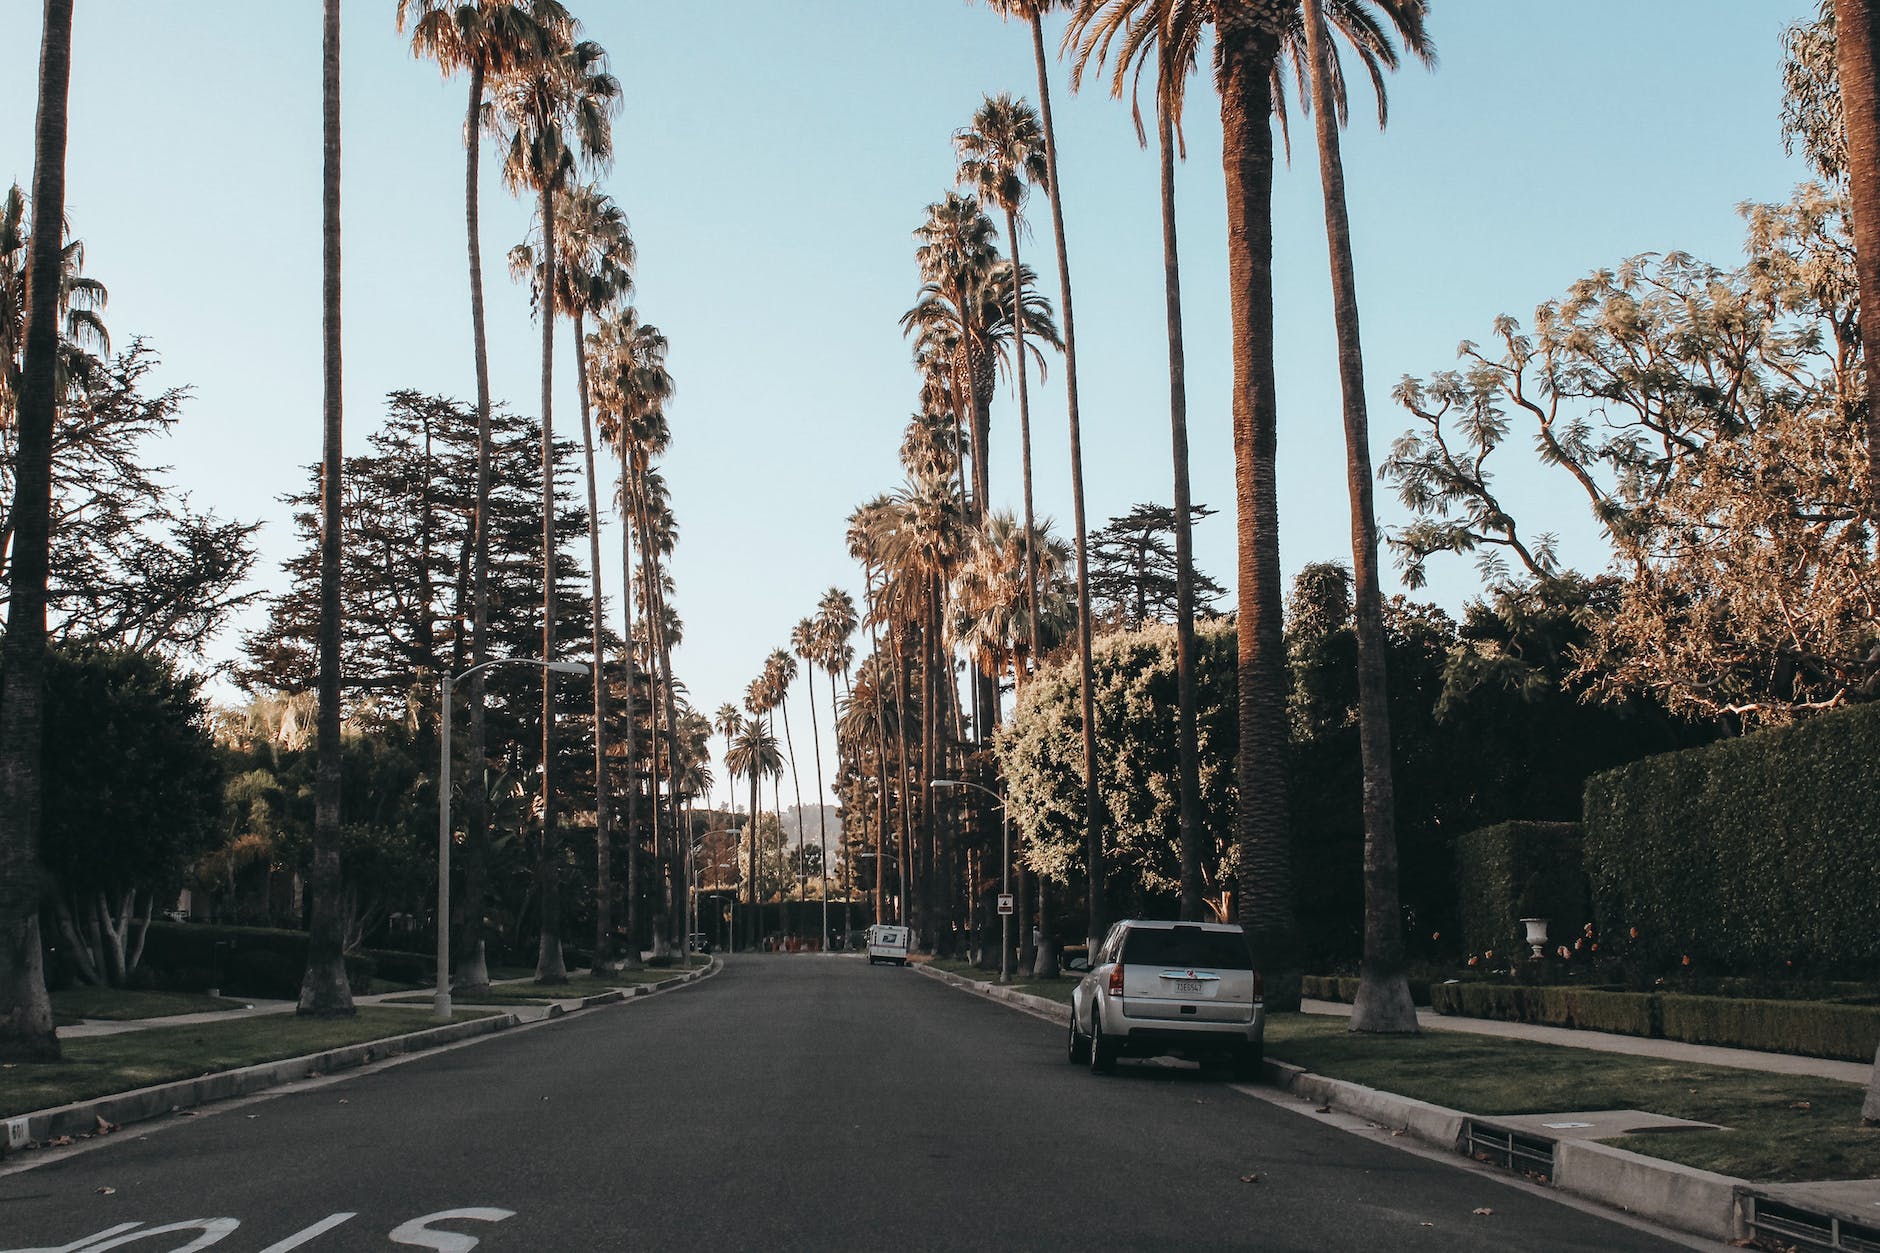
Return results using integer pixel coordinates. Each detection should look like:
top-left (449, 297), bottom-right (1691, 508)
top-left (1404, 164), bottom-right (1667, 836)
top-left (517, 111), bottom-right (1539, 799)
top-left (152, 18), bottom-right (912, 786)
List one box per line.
top-left (910, 962), bottom-right (1066, 1024)
top-left (3, 957), bottom-right (724, 1157)
top-left (5, 1012), bottom-right (519, 1150)
top-left (917, 961), bottom-right (1748, 1244)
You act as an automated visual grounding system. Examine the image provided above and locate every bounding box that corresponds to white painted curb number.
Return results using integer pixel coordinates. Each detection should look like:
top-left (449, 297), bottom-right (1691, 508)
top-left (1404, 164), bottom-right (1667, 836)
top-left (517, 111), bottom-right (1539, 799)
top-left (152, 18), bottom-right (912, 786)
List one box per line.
top-left (1, 1208), bottom-right (516, 1253)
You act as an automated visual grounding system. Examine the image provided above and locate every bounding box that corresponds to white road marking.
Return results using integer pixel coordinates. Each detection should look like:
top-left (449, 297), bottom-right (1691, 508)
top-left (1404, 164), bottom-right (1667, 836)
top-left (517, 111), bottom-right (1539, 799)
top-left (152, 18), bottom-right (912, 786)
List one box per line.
top-left (387, 1208), bottom-right (516, 1251)
top-left (0, 1222), bottom-right (143, 1253)
top-left (82, 1220), bottom-right (240, 1251)
top-left (254, 1214), bottom-right (356, 1252)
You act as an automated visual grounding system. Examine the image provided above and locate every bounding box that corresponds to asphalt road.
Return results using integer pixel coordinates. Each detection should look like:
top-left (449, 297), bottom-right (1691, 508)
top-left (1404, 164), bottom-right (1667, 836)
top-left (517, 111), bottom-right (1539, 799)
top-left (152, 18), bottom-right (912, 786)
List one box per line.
top-left (0, 957), bottom-right (1696, 1251)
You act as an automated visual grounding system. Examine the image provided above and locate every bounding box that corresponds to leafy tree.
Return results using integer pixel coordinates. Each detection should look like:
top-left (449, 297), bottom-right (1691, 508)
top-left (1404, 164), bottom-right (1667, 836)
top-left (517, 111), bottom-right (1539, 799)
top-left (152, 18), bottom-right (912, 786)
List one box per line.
top-left (2, 0), bottom-right (76, 1061)
top-left (1001, 621), bottom-right (1240, 920)
top-left (36, 646), bottom-right (222, 986)
top-left (1386, 189), bottom-right (1878, 727)
top-left (0, 344), bottom-right (257, 657)
top-left (1087, 503), bottom-right (1225, 630)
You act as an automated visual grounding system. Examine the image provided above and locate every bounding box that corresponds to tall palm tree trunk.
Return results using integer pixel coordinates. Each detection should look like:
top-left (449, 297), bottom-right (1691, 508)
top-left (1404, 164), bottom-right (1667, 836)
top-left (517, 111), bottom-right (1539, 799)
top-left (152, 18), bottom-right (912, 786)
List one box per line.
top-left (886, 613), bottom-right (916, 927)
top-left (301, 0), bottom-right (355, 1018)
top-left (618, 443), bottom-right (642, 967)
top-left (1836, 0), bottom-right (1880, 524)
top-left (651, 575), bottom-right (684, 953)
top-left (534, 181), bottom-right (567, 984)
top-left (1283, 0), bottom-right (1407, 1027)
top-left (745, 768), bottom-right (759, 949)
top-left (1159, 72), bottom-right (1205, 925)
top-left (806, 663), bottom-right (830, 943)
top-left (574, 310), bottom-right (615, 972)
top-left (1026, 11), bottom-right (1103, 953)
top-left (1217, 22), bottom-right (1301, 1011)
top-left (457, 59), bottom-right (496, 996)
top-left (864, 576), bottom-right (892, 921)
top-left (779, 690), bottom-right (807, 896)
top-left (0, 0), bottom-right (73, 1060)
top-left (1301, 0), bottom-right (1414, 1033)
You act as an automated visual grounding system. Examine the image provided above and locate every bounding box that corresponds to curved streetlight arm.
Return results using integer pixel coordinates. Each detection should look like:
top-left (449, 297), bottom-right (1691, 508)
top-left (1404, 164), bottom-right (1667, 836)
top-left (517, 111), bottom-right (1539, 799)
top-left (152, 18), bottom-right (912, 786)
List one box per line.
top-left (931, 778), bottom-right (1015, 983)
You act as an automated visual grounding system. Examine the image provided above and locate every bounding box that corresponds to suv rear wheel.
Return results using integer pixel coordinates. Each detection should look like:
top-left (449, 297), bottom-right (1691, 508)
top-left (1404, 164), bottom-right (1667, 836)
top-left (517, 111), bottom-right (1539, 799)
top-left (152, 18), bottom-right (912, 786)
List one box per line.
top-left (1089, 1011), bottom-right (1117, 1074)
top-left (1067, 1010), bottom-right (1089, 1064)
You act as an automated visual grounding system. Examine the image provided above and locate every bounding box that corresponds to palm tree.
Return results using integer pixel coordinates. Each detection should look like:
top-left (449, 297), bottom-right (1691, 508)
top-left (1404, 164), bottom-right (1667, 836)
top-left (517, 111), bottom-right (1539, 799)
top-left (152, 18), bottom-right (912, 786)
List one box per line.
top-left (492, 13), bottom-right (618, 983)
top-left (515, 182), bottom-right (633, 971)
top-left (1833, 0), bottom-right (1880, 520)
top-left (736, 678), bottom-right (784, 946)
top-left (1066, 0), bottom-right (1207, 922)
top-left (849, 502), bottom-right (911, 926)
top-left (0, 182), bottom-right (108, 437)
top-left (909, 192), bottom-right (999, 517)
top-left (1065, 0), bottom-right (1427, 1004)
top-left (0, 0), bottom-right (75, 1060)
top-left (713, 703), bottom-right (743, 943)
top-left (397, 0), bottom-right (570, 1000)
top-left (955, 93), bottom-right (1052, 726)
top-left (1298, 0), bottom-right (1432, 1032)
top-left (813, 588), bottom-right (858, 935)
top-left (791, 617), bottom-right (831, 942)
top-left (766, 646), bottom-right (808, 901)
top-left (967, 0), bottom-right (1102, 954)
top-left (301, 0), bottom-right (354, 1017)
top-left (590, 306), bottom-right (671, 964)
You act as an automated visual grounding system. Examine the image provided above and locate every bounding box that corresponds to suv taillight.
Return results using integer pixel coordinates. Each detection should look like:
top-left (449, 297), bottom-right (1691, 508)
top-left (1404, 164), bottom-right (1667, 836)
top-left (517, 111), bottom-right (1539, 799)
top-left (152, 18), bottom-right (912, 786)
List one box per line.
top-left (1252, 971), bottom-right (1265, 1002)
top-left (1109, 964), bottom-right (1125, 996)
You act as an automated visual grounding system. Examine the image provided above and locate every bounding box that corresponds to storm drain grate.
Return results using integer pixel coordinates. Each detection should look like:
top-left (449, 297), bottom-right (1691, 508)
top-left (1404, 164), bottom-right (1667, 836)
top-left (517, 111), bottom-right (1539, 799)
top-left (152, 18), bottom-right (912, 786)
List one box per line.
top-left (1464, 1120), bottom-right (1554, 1183)
top-left (1747, 1199), bottom-right (1880, 1253)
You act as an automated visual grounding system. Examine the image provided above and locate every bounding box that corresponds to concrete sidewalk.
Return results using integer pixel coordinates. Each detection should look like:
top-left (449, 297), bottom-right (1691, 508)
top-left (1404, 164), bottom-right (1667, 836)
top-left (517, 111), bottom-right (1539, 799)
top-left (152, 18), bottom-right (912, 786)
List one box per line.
top-left (55, 963), bottom-right (710, 1039)
top-left (1301, 998), bottom-right (1872, 1085)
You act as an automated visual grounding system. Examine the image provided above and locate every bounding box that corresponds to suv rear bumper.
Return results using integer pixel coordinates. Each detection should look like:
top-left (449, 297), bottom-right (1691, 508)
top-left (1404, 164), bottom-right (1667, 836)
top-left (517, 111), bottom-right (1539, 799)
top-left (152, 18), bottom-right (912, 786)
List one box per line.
top-left (1099, 1001), bottom-right (1265, 1053)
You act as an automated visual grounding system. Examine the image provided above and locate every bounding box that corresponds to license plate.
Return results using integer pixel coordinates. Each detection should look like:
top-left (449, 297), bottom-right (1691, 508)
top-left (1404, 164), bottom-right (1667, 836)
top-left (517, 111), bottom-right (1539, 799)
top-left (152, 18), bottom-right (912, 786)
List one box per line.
top-left (1173, 979), bottom-right (1201, 994)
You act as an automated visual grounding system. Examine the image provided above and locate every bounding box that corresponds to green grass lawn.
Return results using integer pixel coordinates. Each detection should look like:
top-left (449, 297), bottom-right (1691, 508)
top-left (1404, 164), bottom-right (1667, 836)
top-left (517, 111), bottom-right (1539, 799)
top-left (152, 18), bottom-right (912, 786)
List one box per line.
top-left (923, 958), bottom-right (1078, 1006)
top-left (1, 1007), bottom-right (498, 1118)
top-left (50, 987), bottom-right (251, 1025)
top-left (1265, 1014), bottom-right (1880, 1184)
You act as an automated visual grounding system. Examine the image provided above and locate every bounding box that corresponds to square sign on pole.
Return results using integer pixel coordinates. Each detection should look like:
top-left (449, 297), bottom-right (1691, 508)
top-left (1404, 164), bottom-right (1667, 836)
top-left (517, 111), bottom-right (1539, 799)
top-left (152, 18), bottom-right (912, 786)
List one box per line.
top-left (997, 893), bottom-right (1014, 916)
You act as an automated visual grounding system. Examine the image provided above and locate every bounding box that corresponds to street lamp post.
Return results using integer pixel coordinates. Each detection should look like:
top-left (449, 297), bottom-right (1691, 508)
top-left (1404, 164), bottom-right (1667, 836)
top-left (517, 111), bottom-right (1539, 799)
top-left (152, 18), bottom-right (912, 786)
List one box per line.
top-left (932, 779), bottom-right (1010, 984)
top-left (437, 656), bottom-right (590, 1021)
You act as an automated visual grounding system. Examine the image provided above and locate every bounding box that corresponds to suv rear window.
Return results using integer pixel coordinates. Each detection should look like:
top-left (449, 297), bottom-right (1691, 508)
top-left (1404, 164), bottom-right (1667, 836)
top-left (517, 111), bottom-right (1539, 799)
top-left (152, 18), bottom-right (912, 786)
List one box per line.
top-left (1122, 927), bottom-right (1254, 971)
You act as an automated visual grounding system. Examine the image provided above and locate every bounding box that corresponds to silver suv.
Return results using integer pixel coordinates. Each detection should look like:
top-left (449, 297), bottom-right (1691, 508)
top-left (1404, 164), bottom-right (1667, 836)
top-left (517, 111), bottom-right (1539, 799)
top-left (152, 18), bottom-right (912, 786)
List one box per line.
top-left (1068, 920), bottom-right (1265, 1077)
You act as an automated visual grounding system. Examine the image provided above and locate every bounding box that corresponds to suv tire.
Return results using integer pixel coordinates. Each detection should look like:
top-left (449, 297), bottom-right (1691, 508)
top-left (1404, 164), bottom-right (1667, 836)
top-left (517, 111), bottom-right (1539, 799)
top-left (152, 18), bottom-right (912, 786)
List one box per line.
top-left (1067, 1010), bottom-right (1089, 1064)
top-left (1089, 1011), bottom-right (1117, 1074)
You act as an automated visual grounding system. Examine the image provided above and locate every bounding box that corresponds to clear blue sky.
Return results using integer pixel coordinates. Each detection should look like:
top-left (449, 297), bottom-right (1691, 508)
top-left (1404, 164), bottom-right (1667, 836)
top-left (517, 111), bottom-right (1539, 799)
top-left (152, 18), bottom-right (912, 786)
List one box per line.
top-left (2, 1), bottom-right (1814, 812)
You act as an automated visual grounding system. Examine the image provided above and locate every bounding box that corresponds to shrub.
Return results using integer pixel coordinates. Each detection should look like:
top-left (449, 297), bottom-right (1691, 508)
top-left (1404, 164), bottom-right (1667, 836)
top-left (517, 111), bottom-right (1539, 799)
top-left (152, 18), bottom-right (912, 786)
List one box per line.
top-left (1454, 822), bottom-right (1589, 959)
top-left (1303, 974), bottom-right (1432, 1007)
top-left (1584, 701), bottom-right (1880, 978)
top-left (1659, 995), bottom-right (1880, 1063)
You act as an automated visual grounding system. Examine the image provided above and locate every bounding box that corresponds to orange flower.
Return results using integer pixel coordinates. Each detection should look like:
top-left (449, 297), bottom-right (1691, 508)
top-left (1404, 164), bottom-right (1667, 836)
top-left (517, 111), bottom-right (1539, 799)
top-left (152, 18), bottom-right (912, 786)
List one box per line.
top-left (1467, 956), bottom-right (1478, 967)
top-left (1557, 945), bottom-right (1570, 959)
top-left (1681, 955), bottom-right (1692, 966)
top-left (1484, 949), bottom-right (1494, 960)
top-left (1628, 927), bottom-right (1638, 939)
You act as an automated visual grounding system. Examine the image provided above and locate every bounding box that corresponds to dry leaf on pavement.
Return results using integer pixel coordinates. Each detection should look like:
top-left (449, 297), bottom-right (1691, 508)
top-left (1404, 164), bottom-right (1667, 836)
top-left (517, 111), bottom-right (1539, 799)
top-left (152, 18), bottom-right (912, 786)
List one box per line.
top-left (1472, 1208), bottom-right (1493, 1217)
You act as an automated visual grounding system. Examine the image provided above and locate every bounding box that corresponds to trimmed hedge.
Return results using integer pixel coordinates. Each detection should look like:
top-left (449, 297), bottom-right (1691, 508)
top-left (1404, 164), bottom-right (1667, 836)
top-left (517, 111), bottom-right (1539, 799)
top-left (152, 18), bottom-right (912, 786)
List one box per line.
top-left (1454, 821), bottom-right (1589, 959)
top-left (1431, 983), bottom-right (1880, 1062)
top-left (139, 922), bottom-right (374, 998)
top-left (1429, 983), bottom-right (1653, 1037)
top-left (1659, 995), bottom-right (1880, 1063)
top-left (1302, 974), bottom-right (1433, 1008)
top-left (1583, 701), bottom-right (1880, 978)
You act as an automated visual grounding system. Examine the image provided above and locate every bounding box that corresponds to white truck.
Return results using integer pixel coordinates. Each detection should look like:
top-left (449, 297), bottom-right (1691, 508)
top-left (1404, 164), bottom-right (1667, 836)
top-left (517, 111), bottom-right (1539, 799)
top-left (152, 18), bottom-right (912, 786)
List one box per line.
top-left (865, 924), bottom-right (910, 966)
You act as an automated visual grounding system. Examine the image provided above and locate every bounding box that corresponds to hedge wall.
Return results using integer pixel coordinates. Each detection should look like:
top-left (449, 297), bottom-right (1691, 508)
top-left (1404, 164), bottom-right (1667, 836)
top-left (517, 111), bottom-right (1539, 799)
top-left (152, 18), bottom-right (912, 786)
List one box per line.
top-left (139, 922), bottom-right (374, 998)
top-left (1301, 975), bottom-right (1432, 1007)
top-left (1454, 822), bottom-right (1589, 959)
top-left (1583, 701), bottom-right (1880, 978)
top-left (1431, 983), bottom-right (1880, 1062)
